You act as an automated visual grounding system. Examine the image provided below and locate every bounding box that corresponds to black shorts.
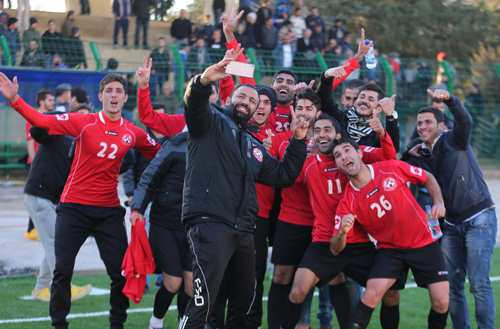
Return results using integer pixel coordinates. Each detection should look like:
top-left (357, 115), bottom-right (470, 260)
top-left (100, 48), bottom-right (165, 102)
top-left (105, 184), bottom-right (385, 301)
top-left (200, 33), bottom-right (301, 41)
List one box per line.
top-left (149, 223), bottom-right (192, 277)
top-left (368, 241), bottom-right (449, 287)
top-left (298, 242), bottom-right (377, 287)
top-left (271, 220), bottom-right (313, 266)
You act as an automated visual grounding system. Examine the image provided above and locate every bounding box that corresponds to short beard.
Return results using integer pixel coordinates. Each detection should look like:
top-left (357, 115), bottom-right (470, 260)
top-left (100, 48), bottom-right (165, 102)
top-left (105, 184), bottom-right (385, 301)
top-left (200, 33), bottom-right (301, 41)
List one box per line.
top-left (231, 103), bottom-right (254, 123)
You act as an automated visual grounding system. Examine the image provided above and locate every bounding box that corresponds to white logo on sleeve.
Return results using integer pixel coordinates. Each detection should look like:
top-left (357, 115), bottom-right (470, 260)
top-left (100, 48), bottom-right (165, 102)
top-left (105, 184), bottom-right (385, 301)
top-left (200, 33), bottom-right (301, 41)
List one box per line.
top-left (410, 166), bottom-right (423, 176)
top-left (56, 114), bottom-right (69, 121)
top-left (334, 215), bottom-right (342, 230)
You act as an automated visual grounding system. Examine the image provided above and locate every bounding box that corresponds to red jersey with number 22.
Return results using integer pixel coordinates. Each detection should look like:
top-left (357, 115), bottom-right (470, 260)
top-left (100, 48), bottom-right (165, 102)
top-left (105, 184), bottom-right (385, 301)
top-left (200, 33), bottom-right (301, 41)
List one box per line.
top-left (335, 160), bottom-right (436, 249)
top-left (49, 111), bottom-right (159, 206)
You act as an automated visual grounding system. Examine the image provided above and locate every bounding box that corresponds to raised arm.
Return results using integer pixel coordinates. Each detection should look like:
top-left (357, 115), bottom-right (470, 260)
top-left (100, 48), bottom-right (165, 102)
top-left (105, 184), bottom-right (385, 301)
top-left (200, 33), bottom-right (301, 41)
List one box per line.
top-left (185, 46), bottom-right (243, 138)
top-left (0, 73), bottom-right (51, 129)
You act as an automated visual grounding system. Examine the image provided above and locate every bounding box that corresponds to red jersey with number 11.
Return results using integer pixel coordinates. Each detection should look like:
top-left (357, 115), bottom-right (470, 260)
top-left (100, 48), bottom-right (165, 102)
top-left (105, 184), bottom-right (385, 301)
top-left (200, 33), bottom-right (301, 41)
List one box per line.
top-left (335, 160), bottom-right (436, 249)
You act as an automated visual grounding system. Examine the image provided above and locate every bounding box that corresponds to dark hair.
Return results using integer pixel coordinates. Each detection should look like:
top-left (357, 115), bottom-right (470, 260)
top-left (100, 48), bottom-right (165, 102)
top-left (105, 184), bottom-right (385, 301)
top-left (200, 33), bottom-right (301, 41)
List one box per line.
top-left (7, 17), bottom-right (17, 27)
top-left (272, 69), bottom-right (298, 85)
top-left (296, 88), bottom-right (321, 112)
top-left (344, 79), bottom-right (364, 93)
top-left (359, 82), bottom-right (384, 100)
top-left (69, 102), bottom-right (94, 113)
top-left (36, 90), bottom-right (54, 107)
top-left (151, 102), bottom-right (166, 110)
top-left (106, 58), bottom-right (119, 70)
top-left (418, 106), bottom-right (445, 123)
top-left (313, 113), bottom-right (341, 135)
top-left (71, 26), bottom-right (80, 35)
top-left (332, 137), bottom-right (360, 153)
top-left (48, 19), bottom-right (55, 24)
top-left (99, 73), bottom-right (127, 93)
top-left (158, 36), bottom-right (165, 41)
top-left (66, 10), bottom-right (75, 19)
top-left (71, 86), bottom-right (88, 103)
top-left (230, 83), bottom-right (258, 100)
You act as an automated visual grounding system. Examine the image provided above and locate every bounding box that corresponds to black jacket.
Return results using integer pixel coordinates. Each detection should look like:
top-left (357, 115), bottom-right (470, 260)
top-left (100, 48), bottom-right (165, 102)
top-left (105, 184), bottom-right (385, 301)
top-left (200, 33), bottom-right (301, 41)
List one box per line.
top-left (317, 72), bottom-right (400, 152)
top-left (24, 113), bottom-right (76, 204)
top-left (402, 96), bottom-right (494, 224)
top-left (131, 132), bottom-right (186, 231)
top-left (182, 76), bottom-right (307, 232)
top-left (132, 0), bottom-right (156, 19)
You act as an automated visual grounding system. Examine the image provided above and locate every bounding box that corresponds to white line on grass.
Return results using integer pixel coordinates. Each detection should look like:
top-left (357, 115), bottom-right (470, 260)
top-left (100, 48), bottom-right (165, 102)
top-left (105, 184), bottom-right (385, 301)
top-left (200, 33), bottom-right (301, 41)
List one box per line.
top-left (4, 276), bottom-right (500, 324)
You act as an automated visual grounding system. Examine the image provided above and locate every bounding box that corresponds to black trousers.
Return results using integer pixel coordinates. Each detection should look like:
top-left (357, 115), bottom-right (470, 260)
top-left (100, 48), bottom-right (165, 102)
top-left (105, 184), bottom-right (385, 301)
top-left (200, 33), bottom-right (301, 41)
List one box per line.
top-left (50, 203), bottom-right (129, 329)
top-left (181, 221), bottom-right (256, 329)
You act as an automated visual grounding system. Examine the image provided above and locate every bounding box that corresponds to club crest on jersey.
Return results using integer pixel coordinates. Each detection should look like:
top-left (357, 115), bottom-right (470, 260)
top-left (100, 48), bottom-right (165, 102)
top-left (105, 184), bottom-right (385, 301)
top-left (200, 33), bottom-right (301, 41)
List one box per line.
top-left (383, 177), bottom-right (397, 192)
top-left (253, 148), bottom-right (263, 162)
top-left (56, 113), bottom-right (69, 121)
top-left (121, 134), bottom-right (132, 145)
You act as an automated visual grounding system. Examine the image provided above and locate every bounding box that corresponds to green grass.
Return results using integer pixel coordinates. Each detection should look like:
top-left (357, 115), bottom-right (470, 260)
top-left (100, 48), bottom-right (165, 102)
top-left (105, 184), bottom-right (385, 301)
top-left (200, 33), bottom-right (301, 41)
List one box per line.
top-left (1, 248), bottom-right (500, 328)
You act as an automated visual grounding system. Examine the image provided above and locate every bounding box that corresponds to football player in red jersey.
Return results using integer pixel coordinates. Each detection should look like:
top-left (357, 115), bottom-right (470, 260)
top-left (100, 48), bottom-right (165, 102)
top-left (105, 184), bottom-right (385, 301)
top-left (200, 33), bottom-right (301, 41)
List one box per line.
top-left (0, 72), bottom-right (160, 329)
top-left (332, 138), bottom-right (449, 329)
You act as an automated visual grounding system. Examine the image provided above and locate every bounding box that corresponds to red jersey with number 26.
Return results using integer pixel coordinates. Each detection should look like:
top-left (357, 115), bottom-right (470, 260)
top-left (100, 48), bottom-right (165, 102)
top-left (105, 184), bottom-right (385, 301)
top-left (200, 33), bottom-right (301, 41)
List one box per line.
top-left (335, 160), bottom-right (436, 249)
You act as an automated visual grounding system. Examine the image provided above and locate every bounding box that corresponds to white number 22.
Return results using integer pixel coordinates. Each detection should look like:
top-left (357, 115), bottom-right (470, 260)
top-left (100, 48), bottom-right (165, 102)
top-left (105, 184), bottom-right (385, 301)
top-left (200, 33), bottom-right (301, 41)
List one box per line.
top-left (370, 195), bottom-right (392, 218)
top-left (97, 142), bottom-right (118, 159)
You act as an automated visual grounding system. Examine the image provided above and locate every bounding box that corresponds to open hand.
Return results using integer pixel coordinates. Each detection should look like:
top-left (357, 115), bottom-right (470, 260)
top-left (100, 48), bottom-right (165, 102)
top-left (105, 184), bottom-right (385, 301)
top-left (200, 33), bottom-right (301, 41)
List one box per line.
top-left (0, 72), bottom-right (19, 103)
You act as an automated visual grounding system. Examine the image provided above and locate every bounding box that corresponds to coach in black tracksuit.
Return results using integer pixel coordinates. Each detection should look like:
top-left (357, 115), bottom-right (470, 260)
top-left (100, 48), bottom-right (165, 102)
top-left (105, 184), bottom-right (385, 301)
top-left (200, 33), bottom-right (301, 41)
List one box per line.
top-left (179, 53), bottom-right (308, 329)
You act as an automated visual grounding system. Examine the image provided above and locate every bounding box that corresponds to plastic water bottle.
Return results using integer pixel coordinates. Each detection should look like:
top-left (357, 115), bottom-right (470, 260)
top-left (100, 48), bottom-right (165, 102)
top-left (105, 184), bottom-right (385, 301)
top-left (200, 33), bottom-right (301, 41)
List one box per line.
top-left (365, 39), bottom-right (377, 69)
top-left (425, 205), bottom-right (443, 239)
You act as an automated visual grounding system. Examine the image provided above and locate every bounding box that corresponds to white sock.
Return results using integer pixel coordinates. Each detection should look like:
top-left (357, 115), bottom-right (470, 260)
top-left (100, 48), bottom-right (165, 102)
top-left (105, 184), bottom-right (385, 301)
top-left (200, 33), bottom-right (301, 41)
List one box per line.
top-left (150, 315), bottom-right (164, 328)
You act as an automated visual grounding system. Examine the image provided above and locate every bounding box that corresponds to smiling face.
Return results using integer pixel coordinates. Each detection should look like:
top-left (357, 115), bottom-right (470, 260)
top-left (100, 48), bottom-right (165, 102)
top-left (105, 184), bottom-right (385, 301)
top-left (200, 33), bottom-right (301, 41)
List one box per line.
top-left (252, 94), bottom-right (272, 126)
top-left (98, 81), bottom-right (128, 117)
top-left (333, 142), bottom-right (363, 177)
top-left (354, 90), bottom-right (379, 118)
top-left (341, 88), bottom-right (359, 109)
top-left (417, 112), bottom-right (444, 144)
top-left (229, 86), bottom-right (259, 123)
top-left (313, 119), bottom-right (340, 155)
top-left (271, 73), bottom-right (295, 105)
top-left (295, 98), bottom-right (319, 124)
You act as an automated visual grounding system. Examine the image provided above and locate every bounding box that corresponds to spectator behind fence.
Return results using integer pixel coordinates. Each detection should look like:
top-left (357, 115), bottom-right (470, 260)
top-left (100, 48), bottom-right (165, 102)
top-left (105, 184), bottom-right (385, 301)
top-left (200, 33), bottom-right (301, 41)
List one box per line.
top-left (244, 11), bottom-right (257, 48)
top-left (274, 32), bottom-right (293, 68)
top-left (311, 24), bottom-right (326, 52)
top-left (112, 0), bottom-right (131, 48)
top-left (54, 83), bottom-right (71, 112)
top-left (208, 29), bottom-right (225, 63)
top-left (17, 0), bottom-right (29, 31)
top-left (213, 0), bottom-right (225, 24)
top-left (465, 83), bottom-right (485, 123)
top-left (188, 38), bottom-right (208, 76)
top-left (80, 0), bottom-right (90, 15)
top-left (65, 26), bottom-right (86, 69)
top-left (256, 0), bottom-right (273, 27)
top-left (290, 7), bottom-right (306, 40)
top-left (133, 0), bottom-right (154, 49)
top-left (233, 22), bottom-right (249, 49)
top-left (22, 16), bottom-right (40, 50)
top-left (106, 57), bottom-right (119, 70)
top-left (154, 82), bottom-right (180, 114)
top-left (20, 38), bottom-right (45, 67)
top-left (149, 36), bottom-right (170, 96)
top-left (4, 17), bottom-right (21, 65)
top-left (189, 22), bottom-right (199, 45)
top-left (0, 0), bottom-right (10, 35)
top-left (328, 18), bottom-right (349, 44)
top-left (60, 10), bottom-right (75, 38)
top-left (305, 7), bottom-right (324, 30)
top-left (51, 53), bottom-right (68, 69)
top-left (170, 9), bottom-right (191, 46)
top-left (295, 0), bottom-right (309, 18)
top-left (411, 58), bottom-right (433, 106)
top-left (155, 0), bottom-right (166, 20)
top-left (200, 15), bottom-right (214, 44)
top-left (42, 19), bottom-right (62, 63)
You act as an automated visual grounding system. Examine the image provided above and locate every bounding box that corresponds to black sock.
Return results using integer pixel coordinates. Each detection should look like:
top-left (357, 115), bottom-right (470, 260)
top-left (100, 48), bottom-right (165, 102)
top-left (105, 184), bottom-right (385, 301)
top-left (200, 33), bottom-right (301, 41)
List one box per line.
top-left (177, 289), bottom-right (190, 321)
top-left (153, 285), bottom-right (176, 319)
top-left (351, 301), bottom-right (374, 329)
top-left (267, 282), bottom-right (291, 329)
top-left (280, 298), bottom-right (303, 329)
top-left (428, 308), bottom-right (448, 329)
top-left (380, 303), bottom-right (399, 329)
top-left (329, 283), bottom-right (351, 329)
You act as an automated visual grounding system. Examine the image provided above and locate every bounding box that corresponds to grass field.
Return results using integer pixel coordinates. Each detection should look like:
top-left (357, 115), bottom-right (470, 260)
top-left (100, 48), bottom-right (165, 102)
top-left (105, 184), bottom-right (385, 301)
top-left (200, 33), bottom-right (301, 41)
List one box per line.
top-left (1, 248), bottom-right (499, 328)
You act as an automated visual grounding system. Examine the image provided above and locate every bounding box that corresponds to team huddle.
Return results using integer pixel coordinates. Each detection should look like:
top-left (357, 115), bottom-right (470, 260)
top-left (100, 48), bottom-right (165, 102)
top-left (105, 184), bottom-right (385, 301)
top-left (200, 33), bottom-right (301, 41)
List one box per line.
top-left (0, 9), bottom-right (496, 329)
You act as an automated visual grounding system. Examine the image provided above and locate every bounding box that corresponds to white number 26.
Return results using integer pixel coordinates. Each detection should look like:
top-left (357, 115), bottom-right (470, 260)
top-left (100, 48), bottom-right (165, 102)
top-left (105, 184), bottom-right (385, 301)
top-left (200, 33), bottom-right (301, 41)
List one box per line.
top-left (370, 195), bottom-right (392, 218)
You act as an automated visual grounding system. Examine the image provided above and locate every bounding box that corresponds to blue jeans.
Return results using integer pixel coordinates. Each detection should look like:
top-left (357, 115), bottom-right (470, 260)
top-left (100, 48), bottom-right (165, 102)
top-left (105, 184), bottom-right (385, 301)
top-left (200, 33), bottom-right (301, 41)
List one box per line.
top-left (440, 208), bottom-right (497, 329)
top-left (317, 285), bottom-right (333, 328)
top-left (135, 18), bottom-right (149, 47)
top-left (298, 287), bottom-right (314, 325)
top-left (113, 18), bottom-right (129, 46)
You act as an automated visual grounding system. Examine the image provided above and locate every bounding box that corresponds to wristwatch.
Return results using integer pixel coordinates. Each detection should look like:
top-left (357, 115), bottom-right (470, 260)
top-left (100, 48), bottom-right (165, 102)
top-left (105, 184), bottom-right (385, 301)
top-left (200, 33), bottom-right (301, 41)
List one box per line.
top-left (387, 111), bottom-right (398, 120)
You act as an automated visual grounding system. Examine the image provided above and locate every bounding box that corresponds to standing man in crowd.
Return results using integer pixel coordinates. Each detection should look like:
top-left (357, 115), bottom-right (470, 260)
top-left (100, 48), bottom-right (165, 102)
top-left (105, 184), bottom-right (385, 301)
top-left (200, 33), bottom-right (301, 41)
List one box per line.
top-left (54, 83), bottom-right (71, 112)
top-left (133, 0), bottom-right (155, 49)
top-left (136, 45), bottom-right (307, 328)
top-left (112, 0), bottom-right (131, 48)
top-left (170, 9), bottom-right (191, 46)
top-left (404, 89), bottom-right (497, 329)
top-left (60, 10), bottom-right (74, 39)
top-left (149, 37), bottom-right (170, 96)
top-left (0, 0), bottom-right (10, 35)
top-left (0, 71), bottom-right (160, 329)
top-left (26, 103), bottom-right (94, 303)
